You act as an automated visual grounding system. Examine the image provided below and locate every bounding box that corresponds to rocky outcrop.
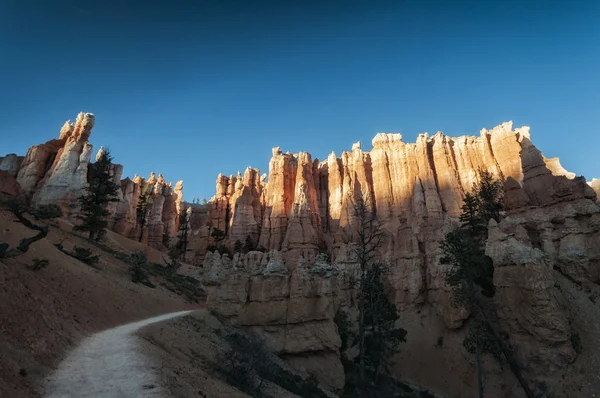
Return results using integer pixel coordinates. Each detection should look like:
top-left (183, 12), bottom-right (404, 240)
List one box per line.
top-left (206, 251), bottom-right (347, 391)
top-left (0, 155), bottom-right (24, 177)
top-left (203, 121), bottom-right (599, 394)
top-left (111, 172), bottom-right (184, 249)
top-left (589, 178), bottom-right (600, 200)
top-left (200, 122), bottom-right (598, 325)
top-left (14, 113), bottom-right (95, 218)
top-left (486, 219), bottom-right (577, 373)
top-left (4, 113), bottom-right (599, 395)
top-left (3, 113), bottom-right (185, 247)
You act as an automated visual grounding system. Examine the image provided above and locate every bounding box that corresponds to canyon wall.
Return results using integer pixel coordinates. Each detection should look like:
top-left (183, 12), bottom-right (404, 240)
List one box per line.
top-left (2, 114), bottom-right (599, 395)
top-left (2, 113), bottom-right (184, 248)
top-left (201, 122), bottom-right (600, 396)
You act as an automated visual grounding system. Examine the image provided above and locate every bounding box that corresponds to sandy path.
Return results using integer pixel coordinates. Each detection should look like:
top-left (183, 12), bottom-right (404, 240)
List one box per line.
top-left (43, 310), bottom-right (194, 398)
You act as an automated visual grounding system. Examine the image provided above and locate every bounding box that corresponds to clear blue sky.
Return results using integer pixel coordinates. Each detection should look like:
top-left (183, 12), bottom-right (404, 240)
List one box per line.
top-left (1, 0), bottom-right (598, 200)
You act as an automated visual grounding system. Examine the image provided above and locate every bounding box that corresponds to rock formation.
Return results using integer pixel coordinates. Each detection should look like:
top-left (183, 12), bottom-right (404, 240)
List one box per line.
top-left (202, 121), bottom-right (600, 395)
top-left (1, 113), bottom-right (185, 247)
top-left (112, 172), bottom-right (184, 249)
top-left (2, 113), bottom-right (599, 395)
top-left (14, 113), bottom-right (95, 218)
top-left (0, 154), bottom-right (24, 177)
top-left (201, 122), bottom-right (597, 322)
top-left (205, 251), bottom-right (348, 391)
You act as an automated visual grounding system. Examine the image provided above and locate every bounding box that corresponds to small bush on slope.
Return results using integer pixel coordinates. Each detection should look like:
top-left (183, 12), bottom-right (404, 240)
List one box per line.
top-left (27, 258), bottom-right (49, 271)
top-left (124, 250), bottom-right (155, 288)
top-left (72, 246), bottom-right (100, 267)
top-left (32, 203), bottom-right (63, 220)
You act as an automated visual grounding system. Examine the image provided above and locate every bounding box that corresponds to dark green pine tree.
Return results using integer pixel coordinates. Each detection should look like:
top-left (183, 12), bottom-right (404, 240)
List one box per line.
top-left (243, 235), bottom-right (255, 253)
top-left (442, 169), bottom-right (534, 398)
top-left (74, 149), bottom-right (120, 241)
top-left (233, 239), bottom-right (243, 253)
top-left (362, 262), bottom-right (407, 382)
top-left (175, 207), bottom-right (190, 261)
top-left (136, 185), bottom-right (150, 243)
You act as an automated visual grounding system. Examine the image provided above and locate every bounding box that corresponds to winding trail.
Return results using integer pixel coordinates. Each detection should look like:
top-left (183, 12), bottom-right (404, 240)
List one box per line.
top-left (44, 310), bottom-right (194, 398)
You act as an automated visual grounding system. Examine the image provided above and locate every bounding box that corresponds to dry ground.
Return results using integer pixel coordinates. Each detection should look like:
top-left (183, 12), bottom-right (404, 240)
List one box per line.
top-left (137, 310), bottom-right (303, 398)
top-left (0, 209), bottom-right (201, 397)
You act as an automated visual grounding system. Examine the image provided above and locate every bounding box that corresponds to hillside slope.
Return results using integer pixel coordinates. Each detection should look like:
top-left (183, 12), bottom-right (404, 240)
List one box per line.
top-left (0, 210), bottom-right (200, 398)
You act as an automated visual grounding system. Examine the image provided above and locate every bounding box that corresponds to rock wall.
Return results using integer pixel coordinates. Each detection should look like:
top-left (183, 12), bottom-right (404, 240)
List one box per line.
top-left (203, 122), bottom-right (600, 395)
top-left (199, 122), bottom-right (597, 322)
top-left (1, 113), bottom-right (184, 247)
top-left (0, 154), bottom-right (24, 177)
top-left (3, 114), bottom-right (599, 395)
top-left (205, 251), bottom-right (348, 391)
top-left (111, 172), bottom-right (184, 249)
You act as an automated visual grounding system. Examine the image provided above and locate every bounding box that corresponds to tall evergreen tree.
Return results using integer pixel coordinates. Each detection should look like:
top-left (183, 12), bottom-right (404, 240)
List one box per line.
top-left (362, 262), bottom-right (407, 382)
top-left (442, 169), bottom-right (533, 398)
top-left (74, 149), bottom-right (120, 241)
top-left (136, 182), bottom-right (150, 242)
top-left (175, 207), bottom-right (190, 261)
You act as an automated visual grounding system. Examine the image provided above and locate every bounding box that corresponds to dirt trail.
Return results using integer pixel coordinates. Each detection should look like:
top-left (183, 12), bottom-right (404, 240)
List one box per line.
top-left (43, 310), bottom-right (194, 398)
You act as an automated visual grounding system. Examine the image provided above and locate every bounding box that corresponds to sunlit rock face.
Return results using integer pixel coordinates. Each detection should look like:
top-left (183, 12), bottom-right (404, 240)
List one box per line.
top-left (3, 113), bottom-right (185, 246)
top-left (12, 112), bottom-right (95, 218)
top-left (203, 121), bottom-right (599, 395)
top-left (111, 173), bottom-right (184, 249)
top-left (199, 121), bottom-right (598, 324)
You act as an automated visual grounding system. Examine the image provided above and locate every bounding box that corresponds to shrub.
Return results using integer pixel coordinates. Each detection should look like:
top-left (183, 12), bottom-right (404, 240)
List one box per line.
top-left (164, 247), bottom-right (182, 275)
top-left (128, 250), bottom-right (150, 284)
top-left (233, 239), bottom-right (243, 253)
top-left (73, 246), bottom-right (100, 267)
top-left (28, 258), bottom-right (49, 271)
top-left (33, 203), bottom-right (63, 220)
top-left (217, 245), bottom-right (233, 258)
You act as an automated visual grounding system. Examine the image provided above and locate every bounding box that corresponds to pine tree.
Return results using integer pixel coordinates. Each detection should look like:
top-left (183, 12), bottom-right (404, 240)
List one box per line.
top-left (136, 182), bottom-right (150, 242)
top-left (243, 235), bottom-right (255, 253)
top-left (233, 239), bottom-right (243, 253)
top-left (211, 227), bottom-right (226, 245)
top-left (351, 191), bottom-right (384, 383)
top-left (362, 262), bottom-right (407, 382)
top-left (175, 207), bottom-right (190, 261)
top-left (74, 149), bottom-right (120, 241)
top-left (442, 169), bottom-right (533, 398)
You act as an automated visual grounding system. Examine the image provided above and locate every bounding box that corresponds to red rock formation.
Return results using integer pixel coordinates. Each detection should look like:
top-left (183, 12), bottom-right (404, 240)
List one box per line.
top-left (204, 121), bottom-right (600, 395)
top-left (112, 172), bottom-right (184, 249)
top-left (200, 122), bottom-right (598, 322)
top-left (4, 113), bottom-right (185, 248)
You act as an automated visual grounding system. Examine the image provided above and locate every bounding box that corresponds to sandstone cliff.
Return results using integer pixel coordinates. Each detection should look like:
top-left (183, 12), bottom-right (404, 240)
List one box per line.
top-left (2, 113), bottom-right (185, 247)
top-left (2, 114), bottom-right (599, 396)
top-left (199, 122), bottom-right (597, 322)
top-left (202, 122), bottom-right (600, 396)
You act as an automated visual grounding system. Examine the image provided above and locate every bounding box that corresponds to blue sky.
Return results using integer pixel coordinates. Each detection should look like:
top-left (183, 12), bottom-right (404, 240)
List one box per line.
top-left (1, 0), bottom-right (598, 200)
